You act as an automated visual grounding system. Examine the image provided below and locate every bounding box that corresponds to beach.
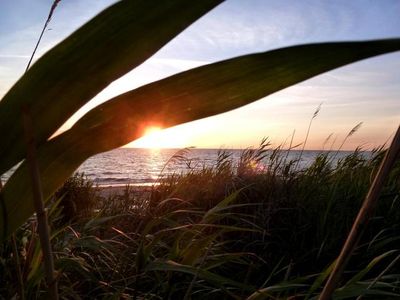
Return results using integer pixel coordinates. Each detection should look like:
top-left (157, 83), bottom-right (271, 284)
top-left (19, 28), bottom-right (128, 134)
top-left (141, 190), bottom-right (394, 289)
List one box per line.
top-left (96, 184), bottom-right (153, 199)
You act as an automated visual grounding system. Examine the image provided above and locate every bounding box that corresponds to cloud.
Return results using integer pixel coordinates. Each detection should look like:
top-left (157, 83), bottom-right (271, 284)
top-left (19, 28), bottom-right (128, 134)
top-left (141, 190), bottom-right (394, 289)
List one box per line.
top-left (0, 54), bottom-right (30, 58)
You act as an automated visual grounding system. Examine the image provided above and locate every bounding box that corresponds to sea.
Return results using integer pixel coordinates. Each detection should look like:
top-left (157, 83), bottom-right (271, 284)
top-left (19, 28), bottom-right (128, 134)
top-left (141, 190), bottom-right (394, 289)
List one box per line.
top-left (1, 148), bottom-right (359, 187)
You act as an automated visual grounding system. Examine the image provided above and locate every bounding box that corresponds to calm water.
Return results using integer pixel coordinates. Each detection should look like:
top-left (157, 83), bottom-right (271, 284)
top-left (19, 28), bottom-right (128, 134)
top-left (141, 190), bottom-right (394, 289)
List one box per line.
top-left (1, 148), bottom-right (357, 187)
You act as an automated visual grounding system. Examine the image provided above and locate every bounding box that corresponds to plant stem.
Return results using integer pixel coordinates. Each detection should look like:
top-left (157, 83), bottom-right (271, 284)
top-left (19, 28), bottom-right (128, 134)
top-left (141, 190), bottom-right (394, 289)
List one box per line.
top-left (355, 253), bottom-right (400, 300)
top-left (295, 103), bottom-right (321, 170)
top-left (1, 180), bottom-right (24, 298)
top-left (183, 243), bottom-right (212, 300)
top-left (319, 125), bottom-right (400, 300)
top-left (22, 107), bottom-right (58, 300)
top-left (11, 234), bottom-right (25, 300)
top-left (25, 0), bottom-right (61, 72)
top-left (284, 129), bottom-right (295, 164)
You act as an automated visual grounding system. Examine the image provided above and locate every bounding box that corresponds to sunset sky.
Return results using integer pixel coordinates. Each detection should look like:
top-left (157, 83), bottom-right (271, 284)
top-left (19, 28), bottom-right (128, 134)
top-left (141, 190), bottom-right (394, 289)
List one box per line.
top-left (0, 0), bottom-right (399, 150)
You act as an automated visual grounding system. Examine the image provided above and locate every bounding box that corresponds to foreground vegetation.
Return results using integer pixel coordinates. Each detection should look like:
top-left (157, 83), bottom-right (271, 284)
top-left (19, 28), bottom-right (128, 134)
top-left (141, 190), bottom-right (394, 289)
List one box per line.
top-left (1, 144), bottom-right (399, 299)
top-left (1, 2), bottom-right (399, 299)
top-left (2, 0), bottom-right (400, 239)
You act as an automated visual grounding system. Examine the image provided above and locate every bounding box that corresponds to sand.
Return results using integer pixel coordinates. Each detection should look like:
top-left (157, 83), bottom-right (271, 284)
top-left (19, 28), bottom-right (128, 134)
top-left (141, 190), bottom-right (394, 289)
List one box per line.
top-left (96, 185), bottom-right (153, 198)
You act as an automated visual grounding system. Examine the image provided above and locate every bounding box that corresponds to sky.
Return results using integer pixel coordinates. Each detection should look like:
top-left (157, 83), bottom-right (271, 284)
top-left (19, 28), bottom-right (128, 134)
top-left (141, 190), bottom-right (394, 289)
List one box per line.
top-left (0, 0), bottom-right (399, 150)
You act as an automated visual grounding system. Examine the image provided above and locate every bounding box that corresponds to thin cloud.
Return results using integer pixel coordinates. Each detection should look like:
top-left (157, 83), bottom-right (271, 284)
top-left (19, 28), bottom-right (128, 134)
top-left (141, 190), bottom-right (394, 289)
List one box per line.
top-left (0, 54), bottom-right (30, 58)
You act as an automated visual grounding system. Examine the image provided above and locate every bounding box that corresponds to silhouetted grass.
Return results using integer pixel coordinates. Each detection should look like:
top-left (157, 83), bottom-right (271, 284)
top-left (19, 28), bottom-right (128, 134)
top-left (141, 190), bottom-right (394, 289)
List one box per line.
top-left (1, 143), bottom-right (399, 299)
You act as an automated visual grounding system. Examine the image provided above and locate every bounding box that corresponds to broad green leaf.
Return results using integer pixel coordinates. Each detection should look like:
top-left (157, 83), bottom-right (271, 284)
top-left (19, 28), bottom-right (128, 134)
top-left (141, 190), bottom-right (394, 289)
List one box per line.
top-left (0, 0), bottom-right (222, 175)
top-left (1, 39), bottom-right (400, 239)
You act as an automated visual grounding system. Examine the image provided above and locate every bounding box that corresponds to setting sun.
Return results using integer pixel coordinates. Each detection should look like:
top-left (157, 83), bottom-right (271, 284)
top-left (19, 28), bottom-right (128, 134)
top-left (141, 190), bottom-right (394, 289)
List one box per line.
top-left (129, 125), bottom-right (192, 149)
top-left (134, 126), bottom-right (163, 148)
top-left (144, 126), bottom-right (162, 136)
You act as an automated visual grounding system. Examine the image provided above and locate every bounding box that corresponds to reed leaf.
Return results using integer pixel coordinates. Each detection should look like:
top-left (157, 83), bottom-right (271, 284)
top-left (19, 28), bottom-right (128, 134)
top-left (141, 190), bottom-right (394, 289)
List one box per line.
top-left (1, 39), bottom-right (400, 239)
top-left (146, 259), bottom-right (254, 290)
top-left (0, 0), bottom-right (222, 175)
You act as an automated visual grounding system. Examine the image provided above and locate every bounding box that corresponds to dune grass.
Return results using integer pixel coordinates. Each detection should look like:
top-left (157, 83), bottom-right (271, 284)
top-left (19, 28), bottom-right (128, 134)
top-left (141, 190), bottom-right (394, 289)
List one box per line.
top-left (0, 143), bottom-right (399, 299)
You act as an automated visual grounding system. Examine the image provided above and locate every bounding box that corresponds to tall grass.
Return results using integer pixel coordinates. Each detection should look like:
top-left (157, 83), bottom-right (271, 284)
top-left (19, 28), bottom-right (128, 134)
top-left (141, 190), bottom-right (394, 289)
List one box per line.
top-left (1, 142), bottom-right (399, 299)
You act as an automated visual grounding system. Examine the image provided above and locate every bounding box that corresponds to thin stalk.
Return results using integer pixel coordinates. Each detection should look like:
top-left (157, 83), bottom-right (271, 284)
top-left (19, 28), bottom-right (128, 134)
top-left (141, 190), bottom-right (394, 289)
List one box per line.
top-left (295, 103), bottom-right (322, 170)
top-left (1, 180), bottom-right (24, 299)
top-left (355, 253), bottom-right (400, 300)
top-left (328, 134), bottom-right (337, 153)
top-left (25, 0), bottom-right (61, 72)
top-left (319, 125), bottom-right (400, 300)
top-left (322, 133), bottom-right (333, 152)
top-left (183, 242), bottom-right (213, 300)
top-left (11, 234), bottom-right (25, 300)
top-left (22, 108), bottom-right (58, 300)
top-left (22, 221), bottom-right (37, 279)
top-left (330, 122), bottom-right (362, 163)
top-left (20, 3), bottom-right (61, 298)
top-left (284, 129), bottom-right (296, 164)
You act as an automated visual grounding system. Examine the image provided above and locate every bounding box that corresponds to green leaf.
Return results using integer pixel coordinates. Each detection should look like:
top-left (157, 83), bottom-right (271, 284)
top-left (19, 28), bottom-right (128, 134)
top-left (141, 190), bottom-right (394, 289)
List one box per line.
top-left (203, 189), bottom-right (243, 222)
top-left (246, 283), bottom-right (309, 300)
top-left (55, 257), bottom-right (94, 281)
top-left (305, 260), bottom-right (336, 299)
top-left (0, 0), bottom-right (222, 175)
top-left (180, 233), bottom-right (218, 266)
top-left (83, 215), bottom-right (124, 232)
top-left (1, 39), bottom-right (400, 239)
top-left (333, 282), bottom-right (400, 299)
top-left (146, 259), bottom-right (255, 290)
top-left (343, 250), bottom-right (398, 287)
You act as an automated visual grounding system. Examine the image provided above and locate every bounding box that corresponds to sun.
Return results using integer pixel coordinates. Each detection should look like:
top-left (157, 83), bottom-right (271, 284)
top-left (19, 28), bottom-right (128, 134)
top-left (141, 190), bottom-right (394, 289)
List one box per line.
top-left (144, 126), bottom-right (162, 136)
top-left (131, 126), bottom-right (164, 148)
top-left (127, 125), bottom-right (188, 149)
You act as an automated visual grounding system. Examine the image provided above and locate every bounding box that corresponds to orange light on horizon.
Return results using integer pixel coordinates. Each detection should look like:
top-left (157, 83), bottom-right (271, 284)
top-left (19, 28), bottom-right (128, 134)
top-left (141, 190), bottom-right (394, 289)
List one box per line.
top-left (131, 126), bottom-right (163, 148)
top-left (144, 126), bottom-right (163, 136)
top-left (127, 123), bottom-right (197, 149)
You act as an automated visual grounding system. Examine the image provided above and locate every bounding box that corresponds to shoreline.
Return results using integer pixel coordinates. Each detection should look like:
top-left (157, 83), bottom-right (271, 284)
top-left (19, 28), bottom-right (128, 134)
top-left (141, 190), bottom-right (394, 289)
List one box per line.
top-left (95, 184), bottom-right (154, 198)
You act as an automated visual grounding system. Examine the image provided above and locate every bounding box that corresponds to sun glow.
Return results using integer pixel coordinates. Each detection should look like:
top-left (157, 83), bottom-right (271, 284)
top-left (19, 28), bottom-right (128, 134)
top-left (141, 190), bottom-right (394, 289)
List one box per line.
top-left (145, 126), bottom-right (162, 136)
top-left (128, 125), bottom-right (190, 149)
top-left (135, 126), bottom-right (163, 148)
